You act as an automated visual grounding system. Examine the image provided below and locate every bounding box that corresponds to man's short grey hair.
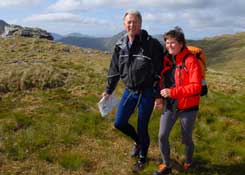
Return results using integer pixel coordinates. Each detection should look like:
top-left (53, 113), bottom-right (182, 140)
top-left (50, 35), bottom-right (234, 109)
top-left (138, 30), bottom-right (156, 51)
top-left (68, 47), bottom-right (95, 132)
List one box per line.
top-left (123, 9), bottom-right (142, 25)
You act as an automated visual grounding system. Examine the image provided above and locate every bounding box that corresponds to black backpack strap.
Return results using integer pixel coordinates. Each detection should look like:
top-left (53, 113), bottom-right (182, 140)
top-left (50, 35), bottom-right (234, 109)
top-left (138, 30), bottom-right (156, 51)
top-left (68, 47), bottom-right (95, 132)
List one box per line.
top-left (180, 53), bottom-right (192, 73)
top-left (196, 52), bottom-right (206, 69)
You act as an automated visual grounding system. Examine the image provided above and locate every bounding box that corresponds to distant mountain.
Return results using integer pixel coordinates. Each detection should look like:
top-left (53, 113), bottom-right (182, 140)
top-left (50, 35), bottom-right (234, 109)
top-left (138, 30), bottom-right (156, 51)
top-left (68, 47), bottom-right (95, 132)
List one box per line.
top-left (52, 32), bottom-right (90, 41)
top-left (58, 36), bottom-right (109, 51)
top-left (57, 31), bottom-right (127, 51)
top-left (65, 32), bottom-right (92, 38)
top-left (103, 31), bottom-right (126, 51)
top-left (51, 32), bottom-right (64, 41)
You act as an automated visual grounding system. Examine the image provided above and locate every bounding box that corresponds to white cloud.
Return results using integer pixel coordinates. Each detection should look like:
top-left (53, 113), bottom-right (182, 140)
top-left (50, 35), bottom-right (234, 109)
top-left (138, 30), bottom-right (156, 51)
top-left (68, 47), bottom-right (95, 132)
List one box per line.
top-left (184, 7), bottom-right (245, 30)
top-left (0, 0), bottom-right (41, 7)
top-left (48, 0), bottom-right (115, 12)
top-left (48, 0), bottom-right (217, 12)
top-left (24, 13), bottom-right (81, 23)
top-left (144, 12), bottom-right (178, 24)
top-left (48, 0), bottom-right (83, 12)
top-left (222, 0), bottom-right (245, 16)
top-left (24, 12), bottom-right (109, 25)
top-left (138, 0), bottom-right (209, 9)
top-left (2, 0), bottom-right (245, 37)
top-left (47, 0), bottom-right (242, 32)
top-left (22, 11), bottom-right (120, 36)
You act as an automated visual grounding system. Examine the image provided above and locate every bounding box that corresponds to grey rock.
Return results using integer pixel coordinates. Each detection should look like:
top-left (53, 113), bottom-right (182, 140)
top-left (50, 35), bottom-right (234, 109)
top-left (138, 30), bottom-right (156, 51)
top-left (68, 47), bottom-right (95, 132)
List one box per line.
top-left (0, 19), bottom-right (10, 34)
top-left (1, 23), bottom-right (53, 40)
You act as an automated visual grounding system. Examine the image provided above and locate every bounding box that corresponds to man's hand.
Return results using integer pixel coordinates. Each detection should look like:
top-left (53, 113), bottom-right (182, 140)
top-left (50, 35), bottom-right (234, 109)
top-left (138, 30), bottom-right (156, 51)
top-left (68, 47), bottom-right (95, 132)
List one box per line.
top-left (154, 98), bottom-right (164, 111)
top-left (102, 92), bottom-right (110, 100)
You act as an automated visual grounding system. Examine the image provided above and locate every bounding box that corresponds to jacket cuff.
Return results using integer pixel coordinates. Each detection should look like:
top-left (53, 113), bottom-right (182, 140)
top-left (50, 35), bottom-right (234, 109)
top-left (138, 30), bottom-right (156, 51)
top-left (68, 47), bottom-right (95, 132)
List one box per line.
top-left (105, 87), bottom-right (113, 95)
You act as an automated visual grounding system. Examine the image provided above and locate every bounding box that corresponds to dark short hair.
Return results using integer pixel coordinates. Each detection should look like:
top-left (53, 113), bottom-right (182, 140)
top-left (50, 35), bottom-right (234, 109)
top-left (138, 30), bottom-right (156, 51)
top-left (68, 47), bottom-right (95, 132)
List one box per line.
top-left (163, 26), bottom-right (186, 46)
top-left (123, 9), bottom-right (142, 25)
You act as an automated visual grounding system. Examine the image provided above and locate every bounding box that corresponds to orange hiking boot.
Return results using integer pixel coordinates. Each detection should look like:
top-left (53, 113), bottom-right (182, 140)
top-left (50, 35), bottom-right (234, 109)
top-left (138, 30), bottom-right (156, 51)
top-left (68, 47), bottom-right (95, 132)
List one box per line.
top-left (152, 163), bottom-right (172, 175)
top-left (183, 163), bottom-right (191, 170)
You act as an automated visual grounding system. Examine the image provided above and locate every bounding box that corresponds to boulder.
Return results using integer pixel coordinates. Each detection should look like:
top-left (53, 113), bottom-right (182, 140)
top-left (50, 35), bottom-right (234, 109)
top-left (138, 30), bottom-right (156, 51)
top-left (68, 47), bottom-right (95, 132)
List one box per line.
top-left (0, 19), bottom-right (9, 34)
top-left (1, 24), bottom-right (53, 40)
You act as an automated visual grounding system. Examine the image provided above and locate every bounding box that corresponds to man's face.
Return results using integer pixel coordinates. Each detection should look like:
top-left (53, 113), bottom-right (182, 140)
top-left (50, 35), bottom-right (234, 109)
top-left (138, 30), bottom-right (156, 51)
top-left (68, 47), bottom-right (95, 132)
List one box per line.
top-left (123, 14), bottom-right (141, 37)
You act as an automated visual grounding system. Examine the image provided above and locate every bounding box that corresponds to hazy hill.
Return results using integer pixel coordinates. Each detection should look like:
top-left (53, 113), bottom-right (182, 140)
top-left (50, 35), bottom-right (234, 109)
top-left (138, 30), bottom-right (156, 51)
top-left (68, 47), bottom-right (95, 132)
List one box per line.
top-left (56, 31), bottom-right (127, 51)
top-left (51, 32), bottom-right (64, 40)
top-left (65, 32), bottom-right (92, 38)
top-left (58, 36), bottom-right (109, 51)
top-left (103, 30), bottom-right (127, 51)
top-left (0, 36), bottom-right (244, 175)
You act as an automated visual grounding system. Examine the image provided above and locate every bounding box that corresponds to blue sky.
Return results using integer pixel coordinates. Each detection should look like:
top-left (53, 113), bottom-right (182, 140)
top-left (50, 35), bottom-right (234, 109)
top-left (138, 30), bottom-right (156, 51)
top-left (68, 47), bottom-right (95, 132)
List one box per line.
top-left (1, 0), bottom-right (245, 39)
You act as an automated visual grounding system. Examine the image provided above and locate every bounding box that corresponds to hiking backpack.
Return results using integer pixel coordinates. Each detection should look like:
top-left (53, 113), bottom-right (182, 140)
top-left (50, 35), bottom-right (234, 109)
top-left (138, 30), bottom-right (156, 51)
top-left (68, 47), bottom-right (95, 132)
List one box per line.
top-left (185, 46), bottom-right (208, 96)
top-left (160, 46), bottom-right (208, 96)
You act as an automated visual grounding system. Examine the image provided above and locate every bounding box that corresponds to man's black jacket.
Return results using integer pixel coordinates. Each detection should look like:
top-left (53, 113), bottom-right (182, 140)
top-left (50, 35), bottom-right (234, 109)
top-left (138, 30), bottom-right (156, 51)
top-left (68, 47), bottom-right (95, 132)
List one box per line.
top-left (106, 30), bottom-right (164, 94)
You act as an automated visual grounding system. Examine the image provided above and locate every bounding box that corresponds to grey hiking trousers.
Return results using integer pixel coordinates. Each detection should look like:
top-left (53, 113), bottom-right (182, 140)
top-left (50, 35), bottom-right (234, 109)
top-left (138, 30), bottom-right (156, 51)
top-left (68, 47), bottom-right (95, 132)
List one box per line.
top-left (158, 109), bottom-right (198, 166)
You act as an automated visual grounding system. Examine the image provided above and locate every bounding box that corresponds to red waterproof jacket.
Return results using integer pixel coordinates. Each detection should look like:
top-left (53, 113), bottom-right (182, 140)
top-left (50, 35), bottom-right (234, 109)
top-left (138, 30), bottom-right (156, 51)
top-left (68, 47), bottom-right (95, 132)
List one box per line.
top-left (160, 47), bottom-right (202, 110)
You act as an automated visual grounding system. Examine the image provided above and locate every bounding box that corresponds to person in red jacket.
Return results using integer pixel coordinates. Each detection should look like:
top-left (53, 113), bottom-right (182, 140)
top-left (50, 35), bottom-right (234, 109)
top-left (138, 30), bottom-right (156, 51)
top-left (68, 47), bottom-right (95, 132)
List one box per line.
top-left (153, 27), bottom-right (202, 175)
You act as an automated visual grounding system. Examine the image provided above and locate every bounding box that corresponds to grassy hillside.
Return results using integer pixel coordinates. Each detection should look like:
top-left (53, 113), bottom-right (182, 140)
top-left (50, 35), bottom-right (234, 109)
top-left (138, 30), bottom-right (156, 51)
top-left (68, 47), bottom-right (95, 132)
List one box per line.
top-left (0, 36), bottom-right (244, 175)
top-left (187, 32), bottom-right (245, 76)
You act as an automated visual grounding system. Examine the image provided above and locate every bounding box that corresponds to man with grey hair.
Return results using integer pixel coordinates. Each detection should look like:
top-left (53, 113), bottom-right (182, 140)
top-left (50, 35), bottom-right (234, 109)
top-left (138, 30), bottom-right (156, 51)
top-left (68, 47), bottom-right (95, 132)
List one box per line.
top-left (102, 9), bottom-right (163, 173)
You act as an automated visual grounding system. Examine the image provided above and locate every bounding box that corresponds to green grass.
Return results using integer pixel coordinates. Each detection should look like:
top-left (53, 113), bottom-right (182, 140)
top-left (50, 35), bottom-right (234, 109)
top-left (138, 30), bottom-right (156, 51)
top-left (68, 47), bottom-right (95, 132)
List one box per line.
top-left (58, 151), bottom-right (93, 171)
top-left (0, 37), bottom-right (244, 175)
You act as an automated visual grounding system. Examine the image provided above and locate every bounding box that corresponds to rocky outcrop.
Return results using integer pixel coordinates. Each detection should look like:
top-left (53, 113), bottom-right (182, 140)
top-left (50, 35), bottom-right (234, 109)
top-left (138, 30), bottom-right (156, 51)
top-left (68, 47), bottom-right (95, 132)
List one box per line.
top-left (2, 25), bottom-right (53, 40)
top-left (0, 19), bottom-right (10, 34)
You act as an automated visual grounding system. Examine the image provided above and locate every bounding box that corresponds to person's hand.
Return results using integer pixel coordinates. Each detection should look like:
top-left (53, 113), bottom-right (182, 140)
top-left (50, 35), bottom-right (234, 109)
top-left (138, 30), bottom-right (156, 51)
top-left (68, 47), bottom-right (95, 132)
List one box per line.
top-left (160, 88), bottom-right (170, 98)
top-left (154, 98), bottom-right (164, 111)
top-left (102, 92), bottom-right (110, 100)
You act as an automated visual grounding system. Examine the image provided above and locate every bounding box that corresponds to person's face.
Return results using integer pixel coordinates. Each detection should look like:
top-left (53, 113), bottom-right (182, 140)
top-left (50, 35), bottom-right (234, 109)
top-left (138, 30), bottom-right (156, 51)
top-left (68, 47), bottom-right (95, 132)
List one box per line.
top-left (165, 37), bottom-right (183, 56)
top-left (124, 14), bottom-right (141, 37)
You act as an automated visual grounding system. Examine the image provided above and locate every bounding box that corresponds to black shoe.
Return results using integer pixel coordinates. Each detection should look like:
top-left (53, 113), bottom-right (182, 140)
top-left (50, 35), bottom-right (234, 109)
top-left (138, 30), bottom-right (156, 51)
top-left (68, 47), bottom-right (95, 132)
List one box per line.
top-left (132, 157), bottom-right (147, 173)
top-left (131, 143), bottom-right (140, 157)
top-left (152, 163), bottom-right (172, 175)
